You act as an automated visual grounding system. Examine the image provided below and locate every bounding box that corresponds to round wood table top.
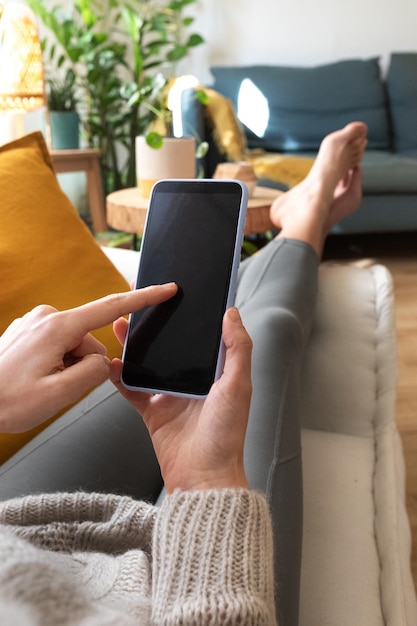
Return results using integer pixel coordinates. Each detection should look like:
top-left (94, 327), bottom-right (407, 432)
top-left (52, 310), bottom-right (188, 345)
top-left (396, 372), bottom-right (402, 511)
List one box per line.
top-left (106, 185), bottom-right (282, 235)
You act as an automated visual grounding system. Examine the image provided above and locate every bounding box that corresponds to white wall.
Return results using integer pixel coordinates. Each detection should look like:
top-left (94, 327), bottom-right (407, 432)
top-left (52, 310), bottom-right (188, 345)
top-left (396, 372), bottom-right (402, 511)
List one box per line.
top-left (182, 0), bottom-right (417, 83)
top-left (15, 0), bottom-right (417, 81)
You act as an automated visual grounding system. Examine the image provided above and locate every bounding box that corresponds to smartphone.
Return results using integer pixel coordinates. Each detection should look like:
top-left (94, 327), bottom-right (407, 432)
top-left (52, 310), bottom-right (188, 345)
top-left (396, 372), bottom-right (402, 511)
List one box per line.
top-left (121, 178), bottom-right (248, 398)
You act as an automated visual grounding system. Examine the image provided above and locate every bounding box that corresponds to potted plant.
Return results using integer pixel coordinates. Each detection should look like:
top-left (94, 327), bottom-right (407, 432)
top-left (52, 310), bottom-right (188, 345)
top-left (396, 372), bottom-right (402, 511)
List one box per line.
top-left (133, 77), bottom-right (209, 195)
top-left (47, 67), bottom-right (80, 149)
top-left (27, 0), bottom-right (204, 193)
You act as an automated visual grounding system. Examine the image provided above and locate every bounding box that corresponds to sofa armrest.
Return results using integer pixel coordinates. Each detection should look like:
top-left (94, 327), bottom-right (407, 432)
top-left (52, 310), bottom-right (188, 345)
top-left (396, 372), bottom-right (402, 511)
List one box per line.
top-left (299, 262), bottom-right (417, 626)
top-left (300, 263), bottom-right (397, 437)
top-left (101, 245), bottom-right (140, 287)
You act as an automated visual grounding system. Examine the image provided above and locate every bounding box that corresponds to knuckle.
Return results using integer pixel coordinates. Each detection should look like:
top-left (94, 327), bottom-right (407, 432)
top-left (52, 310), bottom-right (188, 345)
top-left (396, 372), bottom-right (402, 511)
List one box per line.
top-left (25, 305), bottom-right (61, 334)
top-left (101, 292), bottom-right (126, 313)
top-left (103, 292), bottom-right (125, 305)
top-left (28, 304), bottom-right (58, 319)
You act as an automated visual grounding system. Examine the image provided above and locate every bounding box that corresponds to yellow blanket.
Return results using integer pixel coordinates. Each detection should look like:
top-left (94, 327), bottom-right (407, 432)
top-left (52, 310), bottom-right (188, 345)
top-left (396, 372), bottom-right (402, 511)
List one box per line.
top-left (247, 152), bottom-right (315, 188)
top-left (200, 87), bottom-right (315, 187)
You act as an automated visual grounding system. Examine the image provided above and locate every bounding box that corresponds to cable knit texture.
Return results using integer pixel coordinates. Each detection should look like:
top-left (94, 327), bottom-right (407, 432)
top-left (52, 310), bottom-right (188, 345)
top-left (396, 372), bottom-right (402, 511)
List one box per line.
top-left (0, 489), bottom-right (276, 625)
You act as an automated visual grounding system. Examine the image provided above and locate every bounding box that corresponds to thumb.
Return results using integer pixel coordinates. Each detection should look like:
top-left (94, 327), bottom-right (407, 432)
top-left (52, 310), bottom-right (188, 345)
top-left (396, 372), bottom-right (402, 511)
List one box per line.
top-left (223, 307), bottom-right (252, 361)
top-left (220, 307), bottom-right (252, 393)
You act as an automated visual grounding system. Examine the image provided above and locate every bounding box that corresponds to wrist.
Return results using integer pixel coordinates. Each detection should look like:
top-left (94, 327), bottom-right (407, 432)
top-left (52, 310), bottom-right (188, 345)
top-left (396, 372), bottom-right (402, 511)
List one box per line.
top-left (165, 464), bottom-right (249, 493)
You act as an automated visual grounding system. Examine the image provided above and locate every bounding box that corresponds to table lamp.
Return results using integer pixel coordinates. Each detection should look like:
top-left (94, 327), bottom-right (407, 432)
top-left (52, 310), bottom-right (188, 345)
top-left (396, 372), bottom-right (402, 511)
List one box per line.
top-left (0, 2), bottom-right (46, 144)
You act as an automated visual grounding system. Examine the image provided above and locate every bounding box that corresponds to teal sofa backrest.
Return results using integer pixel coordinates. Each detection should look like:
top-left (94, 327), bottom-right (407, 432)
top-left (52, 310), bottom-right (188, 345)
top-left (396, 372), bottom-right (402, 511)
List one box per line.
top-left (386, 52), bottom-right (417, 156)
top-left (211, 59), bottom-right (390, 153)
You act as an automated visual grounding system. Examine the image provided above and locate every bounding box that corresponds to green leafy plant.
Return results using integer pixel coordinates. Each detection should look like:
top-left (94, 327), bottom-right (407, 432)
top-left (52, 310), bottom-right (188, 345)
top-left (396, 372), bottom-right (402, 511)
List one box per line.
top-left (46, 68), bottom-right (78, 111)
top-left (27, 0), bottom-right (204, 192)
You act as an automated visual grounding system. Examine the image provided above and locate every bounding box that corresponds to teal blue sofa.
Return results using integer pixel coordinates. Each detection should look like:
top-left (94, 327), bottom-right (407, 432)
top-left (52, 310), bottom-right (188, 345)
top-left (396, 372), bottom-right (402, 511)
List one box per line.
top-left (183, 54), bottom-right (417, 234)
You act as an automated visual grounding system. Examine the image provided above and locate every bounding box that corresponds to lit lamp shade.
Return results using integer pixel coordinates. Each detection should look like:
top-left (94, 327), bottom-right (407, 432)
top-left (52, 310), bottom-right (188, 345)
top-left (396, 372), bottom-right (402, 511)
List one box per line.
top-left (0, 2), bottom-right (45, 112)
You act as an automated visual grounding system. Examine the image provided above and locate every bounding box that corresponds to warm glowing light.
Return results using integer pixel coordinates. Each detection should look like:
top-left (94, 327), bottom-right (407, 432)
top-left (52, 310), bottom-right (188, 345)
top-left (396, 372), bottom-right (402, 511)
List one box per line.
top-left (0, 3), bottom-right (45, 112)
top-left (237, 78), bottom-right (269, 138)
top-left (168, 74), bottom-right (200, 137)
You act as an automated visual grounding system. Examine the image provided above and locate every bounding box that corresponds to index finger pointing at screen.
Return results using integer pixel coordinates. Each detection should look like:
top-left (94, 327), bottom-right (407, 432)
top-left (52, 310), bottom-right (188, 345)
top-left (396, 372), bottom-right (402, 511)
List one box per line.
top-left (63, 283), bottom-right (178, 336)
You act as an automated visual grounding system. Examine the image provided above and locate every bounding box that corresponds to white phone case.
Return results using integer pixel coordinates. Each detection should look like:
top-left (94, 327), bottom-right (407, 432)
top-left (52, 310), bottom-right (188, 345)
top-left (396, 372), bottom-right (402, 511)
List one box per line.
top-left (121, 178), bottom-right (248, 398)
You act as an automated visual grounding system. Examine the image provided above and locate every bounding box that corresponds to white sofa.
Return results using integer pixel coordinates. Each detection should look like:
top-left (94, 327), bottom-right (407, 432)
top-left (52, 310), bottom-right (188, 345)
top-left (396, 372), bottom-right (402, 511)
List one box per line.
top-left (103, 246), bottom-right (417, 626)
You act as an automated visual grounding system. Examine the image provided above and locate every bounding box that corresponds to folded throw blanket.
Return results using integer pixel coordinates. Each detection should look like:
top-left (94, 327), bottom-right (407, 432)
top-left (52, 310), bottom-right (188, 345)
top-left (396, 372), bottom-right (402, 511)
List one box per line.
top-left (247, 152), bottom-right (315, 188)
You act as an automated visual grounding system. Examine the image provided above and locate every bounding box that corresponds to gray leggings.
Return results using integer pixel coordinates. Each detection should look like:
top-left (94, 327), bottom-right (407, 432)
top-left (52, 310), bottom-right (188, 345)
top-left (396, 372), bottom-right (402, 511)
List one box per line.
top-left (0, 238), bottom-right (319, 626)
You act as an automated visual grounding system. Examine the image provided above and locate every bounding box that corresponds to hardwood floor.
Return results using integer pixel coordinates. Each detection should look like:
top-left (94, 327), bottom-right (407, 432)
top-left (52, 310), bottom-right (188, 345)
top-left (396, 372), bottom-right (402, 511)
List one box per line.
top-left (323, 231), bottom-right (417, 588)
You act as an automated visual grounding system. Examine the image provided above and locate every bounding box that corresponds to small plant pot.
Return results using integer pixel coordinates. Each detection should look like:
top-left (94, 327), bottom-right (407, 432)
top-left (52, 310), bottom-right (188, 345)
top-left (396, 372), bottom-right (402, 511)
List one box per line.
top-left (135, 136), bottom-right (196, 198)
top-left (50, 111), bottom-right (80, 149)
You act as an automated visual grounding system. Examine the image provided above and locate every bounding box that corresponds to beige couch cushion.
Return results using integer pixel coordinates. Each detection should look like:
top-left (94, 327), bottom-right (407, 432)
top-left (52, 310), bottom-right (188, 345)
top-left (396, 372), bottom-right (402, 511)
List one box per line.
top-left (299, 263), bottom-right (417, 625)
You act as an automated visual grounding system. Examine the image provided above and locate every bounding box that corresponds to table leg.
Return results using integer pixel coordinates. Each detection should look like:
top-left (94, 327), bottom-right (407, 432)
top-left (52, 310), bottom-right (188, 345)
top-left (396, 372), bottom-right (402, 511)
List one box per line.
top-left (86, 158), bottom-right (107, 233)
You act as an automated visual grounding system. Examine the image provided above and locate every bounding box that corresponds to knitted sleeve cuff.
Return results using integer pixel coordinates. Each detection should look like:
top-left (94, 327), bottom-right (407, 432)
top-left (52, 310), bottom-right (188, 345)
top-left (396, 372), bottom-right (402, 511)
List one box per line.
top-left (152, 488), bottom-right (277, 625)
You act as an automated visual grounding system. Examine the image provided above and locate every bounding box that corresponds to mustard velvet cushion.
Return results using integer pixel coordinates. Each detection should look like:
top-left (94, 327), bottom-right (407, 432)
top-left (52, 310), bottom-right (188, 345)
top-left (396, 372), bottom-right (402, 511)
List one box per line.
top-left (0, 132), bottom-right (129, 464)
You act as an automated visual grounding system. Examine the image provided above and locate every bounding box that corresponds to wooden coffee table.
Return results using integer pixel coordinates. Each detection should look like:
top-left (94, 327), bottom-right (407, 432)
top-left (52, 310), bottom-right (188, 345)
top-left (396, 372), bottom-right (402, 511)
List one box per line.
top-left (106, 185), bottom-right (282, 236)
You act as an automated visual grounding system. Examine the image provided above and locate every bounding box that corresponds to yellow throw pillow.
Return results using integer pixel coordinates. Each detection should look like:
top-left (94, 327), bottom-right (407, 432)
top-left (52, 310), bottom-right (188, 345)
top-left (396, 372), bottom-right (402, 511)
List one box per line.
top-left (0, 132), bottom-right (129, 464)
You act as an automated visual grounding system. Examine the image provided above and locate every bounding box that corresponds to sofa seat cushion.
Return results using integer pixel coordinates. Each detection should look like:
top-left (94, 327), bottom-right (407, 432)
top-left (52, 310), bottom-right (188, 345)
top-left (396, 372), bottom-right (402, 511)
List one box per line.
top-left (211, 59), bottom-right (390, 153)
top-left (300, 264), bottom-right (396, 438)
top-left (297, 262), bottom-right (417, 625)
top-left (300, 425), bottom-right (415, 626)
top-left (300, 428), bottom-right (383, 625)
top-left (102, 246), bottom-right (140, 286)
top-left (0, 133), bottom-right (129, 464)
top-left (361, 150), bottom-right (417, 193)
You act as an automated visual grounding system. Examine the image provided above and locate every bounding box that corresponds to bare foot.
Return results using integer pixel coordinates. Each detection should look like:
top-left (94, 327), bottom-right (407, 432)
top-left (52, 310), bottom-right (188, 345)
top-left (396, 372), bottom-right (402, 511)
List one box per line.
top-left (269, 122), bottom-right (368, 255)
top-left (324, 166), bottom-right (363, 235)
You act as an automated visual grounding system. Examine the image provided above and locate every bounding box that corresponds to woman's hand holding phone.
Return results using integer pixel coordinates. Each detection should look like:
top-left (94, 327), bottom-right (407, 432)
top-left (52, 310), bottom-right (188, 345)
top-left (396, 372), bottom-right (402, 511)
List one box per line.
top-left (113, 180), bottom-right (251, 491)
top-left (111, 306), bottom-right (253, 493)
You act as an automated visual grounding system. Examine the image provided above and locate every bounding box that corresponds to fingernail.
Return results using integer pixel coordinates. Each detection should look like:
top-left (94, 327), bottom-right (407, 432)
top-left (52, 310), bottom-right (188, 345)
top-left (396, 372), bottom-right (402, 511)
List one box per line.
top-left (228, 307), bottom-right (241, 323)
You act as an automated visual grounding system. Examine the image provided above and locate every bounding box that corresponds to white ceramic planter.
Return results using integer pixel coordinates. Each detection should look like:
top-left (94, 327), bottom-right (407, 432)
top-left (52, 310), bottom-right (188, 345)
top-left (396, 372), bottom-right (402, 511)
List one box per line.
top-left (135, 135), bottom-right (196, 198)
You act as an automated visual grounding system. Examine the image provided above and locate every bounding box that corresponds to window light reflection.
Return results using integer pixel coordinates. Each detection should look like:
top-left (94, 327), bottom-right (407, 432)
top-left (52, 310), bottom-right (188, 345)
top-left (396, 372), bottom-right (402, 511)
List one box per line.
top-left (237, 78), bottom-right (269, 138)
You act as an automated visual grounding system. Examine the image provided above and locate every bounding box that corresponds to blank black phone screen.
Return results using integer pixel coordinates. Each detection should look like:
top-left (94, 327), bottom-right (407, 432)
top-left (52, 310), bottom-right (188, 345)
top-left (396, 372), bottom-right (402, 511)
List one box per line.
top-left (121, 180), bottom-right (245, 396)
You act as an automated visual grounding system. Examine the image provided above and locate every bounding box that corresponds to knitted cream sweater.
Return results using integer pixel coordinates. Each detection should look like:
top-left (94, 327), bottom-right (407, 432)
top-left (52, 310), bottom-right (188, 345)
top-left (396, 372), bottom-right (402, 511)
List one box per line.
top-left (0, 489), bottom-right (277, 625)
